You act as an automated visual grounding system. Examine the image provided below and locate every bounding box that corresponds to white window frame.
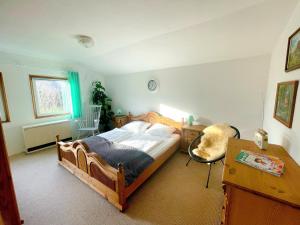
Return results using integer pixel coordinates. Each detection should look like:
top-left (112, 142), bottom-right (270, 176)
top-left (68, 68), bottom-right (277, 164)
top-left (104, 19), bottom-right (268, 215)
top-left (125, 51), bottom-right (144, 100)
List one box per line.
top-left (29, 75), bottom-right (71, 119)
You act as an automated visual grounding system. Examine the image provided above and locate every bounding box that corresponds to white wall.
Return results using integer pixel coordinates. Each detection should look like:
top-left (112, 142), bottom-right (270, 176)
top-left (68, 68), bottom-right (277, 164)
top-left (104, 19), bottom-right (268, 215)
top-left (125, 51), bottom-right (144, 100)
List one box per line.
top-left (106, 55), bottom-right (270, 139)
top-left (263, 2), bottom-right (300, 165)
top-left (0, 51), bottom-right (105, 156)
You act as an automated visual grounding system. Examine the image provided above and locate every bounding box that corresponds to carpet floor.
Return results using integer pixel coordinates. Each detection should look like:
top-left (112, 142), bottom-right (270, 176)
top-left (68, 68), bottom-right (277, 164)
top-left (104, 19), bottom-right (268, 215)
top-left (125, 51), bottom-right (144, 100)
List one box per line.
top-left (10, 148), bottom-right (224, 225)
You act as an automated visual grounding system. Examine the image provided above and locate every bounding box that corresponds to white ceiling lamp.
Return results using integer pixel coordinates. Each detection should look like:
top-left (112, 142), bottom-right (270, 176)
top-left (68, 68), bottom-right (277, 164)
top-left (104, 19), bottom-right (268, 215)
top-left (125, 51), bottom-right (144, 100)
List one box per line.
top-left (75, 35), bottom-right (95, 48)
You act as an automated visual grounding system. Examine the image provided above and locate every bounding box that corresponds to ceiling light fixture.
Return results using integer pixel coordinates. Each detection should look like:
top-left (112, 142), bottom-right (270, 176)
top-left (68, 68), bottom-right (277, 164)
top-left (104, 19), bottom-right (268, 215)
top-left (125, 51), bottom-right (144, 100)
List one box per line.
top-left (75, 35), bottom-right (95, 48)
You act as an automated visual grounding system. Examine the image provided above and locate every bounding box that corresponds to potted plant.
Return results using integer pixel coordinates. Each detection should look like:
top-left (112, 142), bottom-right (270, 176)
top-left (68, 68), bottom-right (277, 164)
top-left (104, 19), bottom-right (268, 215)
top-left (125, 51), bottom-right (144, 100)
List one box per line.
top-left (91, 81), bottom-right (114, 132)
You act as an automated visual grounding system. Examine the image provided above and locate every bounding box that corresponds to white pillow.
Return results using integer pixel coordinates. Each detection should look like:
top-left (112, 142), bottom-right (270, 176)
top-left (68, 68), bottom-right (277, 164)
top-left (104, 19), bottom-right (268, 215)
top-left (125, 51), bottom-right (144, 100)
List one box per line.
top-left (145, 123), bottom-right (176, 137)
top-left (120, 121), bottom-right (151, 133)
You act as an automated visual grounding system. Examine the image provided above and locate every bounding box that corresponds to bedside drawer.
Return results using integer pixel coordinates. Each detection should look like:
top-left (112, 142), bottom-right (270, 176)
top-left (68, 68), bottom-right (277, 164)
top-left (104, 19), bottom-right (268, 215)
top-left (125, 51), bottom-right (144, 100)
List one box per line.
top-left (115, 118), bottom-right (125, 123)
top-left (185, 130), bottom-right (199, 139)
top-left (114, 116), bottom-right (128, 128)
top-left (181, 125), bottom-right (205, 153)
top-left (182, 131), bottom-right (200, 152)
top-left (186, 135), bottom-right (198, 142)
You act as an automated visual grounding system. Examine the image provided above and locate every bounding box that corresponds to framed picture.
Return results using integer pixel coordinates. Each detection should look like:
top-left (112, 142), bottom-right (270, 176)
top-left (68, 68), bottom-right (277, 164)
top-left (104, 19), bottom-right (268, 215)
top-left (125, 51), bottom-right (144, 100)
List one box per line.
top-left (274, 80), bottom-right (298, 128)
top-left (0, 72), bottom-right (10, 123)
top-left (285, 27), bottom-right (300, 72)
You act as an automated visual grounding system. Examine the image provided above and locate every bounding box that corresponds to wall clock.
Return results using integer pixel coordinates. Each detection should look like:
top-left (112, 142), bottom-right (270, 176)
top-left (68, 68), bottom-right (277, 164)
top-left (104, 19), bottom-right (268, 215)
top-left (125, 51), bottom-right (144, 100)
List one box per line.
top-left (147, 79), bottom-right (159, 92)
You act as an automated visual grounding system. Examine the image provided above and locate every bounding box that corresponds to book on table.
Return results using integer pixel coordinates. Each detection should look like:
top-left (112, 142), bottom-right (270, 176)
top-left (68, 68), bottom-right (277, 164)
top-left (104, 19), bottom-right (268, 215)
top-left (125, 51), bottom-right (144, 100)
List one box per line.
top-left (235, 150), bottom-right (285, 176)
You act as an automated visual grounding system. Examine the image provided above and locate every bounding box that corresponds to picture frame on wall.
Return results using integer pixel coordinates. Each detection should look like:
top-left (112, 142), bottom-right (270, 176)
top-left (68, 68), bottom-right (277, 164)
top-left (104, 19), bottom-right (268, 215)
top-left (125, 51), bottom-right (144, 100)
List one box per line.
top-left (285, 27), bottom-right (300, 72)
top-left (0, 72), bottom-right (10, 123)
top-left (274, 80), bottom-right (298, 128)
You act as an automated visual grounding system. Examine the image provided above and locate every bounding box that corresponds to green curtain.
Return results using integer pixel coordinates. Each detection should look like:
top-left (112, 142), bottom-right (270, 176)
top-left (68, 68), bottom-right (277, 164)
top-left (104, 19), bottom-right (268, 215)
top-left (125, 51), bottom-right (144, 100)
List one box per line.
top-left (68, 71), bottom-right (82, 119)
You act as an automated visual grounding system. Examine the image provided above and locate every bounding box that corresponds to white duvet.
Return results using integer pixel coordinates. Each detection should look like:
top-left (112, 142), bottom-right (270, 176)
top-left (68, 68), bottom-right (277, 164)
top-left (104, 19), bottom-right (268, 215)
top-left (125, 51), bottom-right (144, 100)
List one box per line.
top-left (97, 128), bottom-right (180, 159)
top-left (119, 134), bottom-right (164, 154)
top-left (97, 128), bottom-right (133, 142)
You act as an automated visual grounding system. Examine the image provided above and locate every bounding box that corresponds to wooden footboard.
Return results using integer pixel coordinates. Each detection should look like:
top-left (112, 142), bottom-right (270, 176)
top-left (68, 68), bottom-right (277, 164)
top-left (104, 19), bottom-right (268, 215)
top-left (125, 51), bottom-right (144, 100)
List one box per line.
top-left (56, 135), bottom-right (127, 211)
top-left (55, 111), bottom-right (182, 211)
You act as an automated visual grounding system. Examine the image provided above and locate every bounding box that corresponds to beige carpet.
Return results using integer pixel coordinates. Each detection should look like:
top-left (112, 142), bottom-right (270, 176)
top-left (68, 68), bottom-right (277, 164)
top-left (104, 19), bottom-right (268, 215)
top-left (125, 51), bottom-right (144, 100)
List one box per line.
top-left (10, 148), bottom-right (224, 225)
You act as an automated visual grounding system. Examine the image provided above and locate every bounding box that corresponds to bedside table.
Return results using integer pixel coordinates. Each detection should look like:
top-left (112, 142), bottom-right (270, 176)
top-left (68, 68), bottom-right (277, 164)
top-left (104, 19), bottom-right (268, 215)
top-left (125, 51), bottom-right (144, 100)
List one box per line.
top-left (181, 125), bottom-right (206, 153)
top-left (113, 115), bottom-right (128, 128)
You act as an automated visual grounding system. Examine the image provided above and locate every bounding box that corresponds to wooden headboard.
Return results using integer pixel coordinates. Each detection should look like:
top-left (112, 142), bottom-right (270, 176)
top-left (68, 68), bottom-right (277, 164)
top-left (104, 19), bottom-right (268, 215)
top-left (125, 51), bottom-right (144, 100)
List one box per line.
top-left (128, 111), bottom-right (183, 134)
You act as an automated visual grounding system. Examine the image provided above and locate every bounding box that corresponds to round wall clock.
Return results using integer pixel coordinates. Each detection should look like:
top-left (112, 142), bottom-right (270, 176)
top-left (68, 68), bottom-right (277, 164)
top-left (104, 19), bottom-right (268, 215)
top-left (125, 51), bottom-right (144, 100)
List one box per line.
top-left (147, 79), bottom-right (159, 92)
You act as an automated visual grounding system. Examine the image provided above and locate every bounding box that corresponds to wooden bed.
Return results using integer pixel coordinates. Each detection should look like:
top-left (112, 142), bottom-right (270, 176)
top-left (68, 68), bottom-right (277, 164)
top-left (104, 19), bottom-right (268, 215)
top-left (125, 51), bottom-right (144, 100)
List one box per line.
top-left (56, 112), bottom-right (182, 211)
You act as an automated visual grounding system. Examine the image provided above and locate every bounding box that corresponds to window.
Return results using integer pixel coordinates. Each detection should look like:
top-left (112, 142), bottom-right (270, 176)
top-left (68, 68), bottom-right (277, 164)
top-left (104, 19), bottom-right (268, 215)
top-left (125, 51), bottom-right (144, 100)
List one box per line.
top-left (0, 72), bottom-right (10, 122)
top-left (29, 75), bottom-right (72, 118)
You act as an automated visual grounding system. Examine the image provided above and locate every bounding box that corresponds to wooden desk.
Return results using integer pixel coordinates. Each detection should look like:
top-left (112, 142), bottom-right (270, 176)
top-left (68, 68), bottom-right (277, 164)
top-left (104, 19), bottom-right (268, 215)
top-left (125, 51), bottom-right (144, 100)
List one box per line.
top-left (221, 139), bottom-right (300, 225)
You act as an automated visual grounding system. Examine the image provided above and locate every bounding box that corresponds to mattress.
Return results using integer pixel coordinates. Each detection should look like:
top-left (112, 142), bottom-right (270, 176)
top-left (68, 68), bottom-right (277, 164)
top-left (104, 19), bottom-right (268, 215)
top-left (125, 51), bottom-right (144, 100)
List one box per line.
top-left (98, 128), bottom-right (180, 159)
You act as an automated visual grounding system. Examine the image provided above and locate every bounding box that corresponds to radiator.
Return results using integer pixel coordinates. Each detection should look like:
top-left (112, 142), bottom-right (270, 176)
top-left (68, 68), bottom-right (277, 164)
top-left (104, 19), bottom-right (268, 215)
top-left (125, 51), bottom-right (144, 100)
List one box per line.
top-left (22, 119), bottom-right (72, 153)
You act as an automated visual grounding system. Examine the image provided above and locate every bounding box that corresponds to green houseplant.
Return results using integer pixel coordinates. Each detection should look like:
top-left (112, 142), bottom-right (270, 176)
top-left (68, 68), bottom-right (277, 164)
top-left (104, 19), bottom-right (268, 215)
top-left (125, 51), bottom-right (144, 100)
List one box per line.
top-left (91, 81), bottom-right (114, 132)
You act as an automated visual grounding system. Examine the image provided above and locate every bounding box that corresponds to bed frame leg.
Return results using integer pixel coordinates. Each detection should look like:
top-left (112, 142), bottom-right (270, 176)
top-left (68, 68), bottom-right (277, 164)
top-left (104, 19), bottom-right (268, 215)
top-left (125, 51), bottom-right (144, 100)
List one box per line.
top-left (117, 163), bottom-right (127, 211)
top-left (56, 135), bottom-right (62, 161)
top-left (119, 202), bottom-right (128, 212)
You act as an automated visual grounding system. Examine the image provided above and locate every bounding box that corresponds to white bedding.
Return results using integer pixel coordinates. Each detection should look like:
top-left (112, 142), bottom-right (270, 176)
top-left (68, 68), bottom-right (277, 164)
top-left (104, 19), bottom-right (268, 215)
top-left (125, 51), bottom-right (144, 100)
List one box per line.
top-left (144, 134), bottom-right (180, 159)
top-left (97, 128), bottom-right (133, 142)
top-left (97, 128), bottom-right (180, 159)
top-left (118, 134), bottom-right (164, 154)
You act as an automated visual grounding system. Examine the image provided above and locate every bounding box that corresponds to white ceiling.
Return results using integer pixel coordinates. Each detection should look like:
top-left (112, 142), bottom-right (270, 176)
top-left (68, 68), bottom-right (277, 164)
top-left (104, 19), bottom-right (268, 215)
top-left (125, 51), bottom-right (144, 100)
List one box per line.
top-left (0, 0), bottom-right (298, 75)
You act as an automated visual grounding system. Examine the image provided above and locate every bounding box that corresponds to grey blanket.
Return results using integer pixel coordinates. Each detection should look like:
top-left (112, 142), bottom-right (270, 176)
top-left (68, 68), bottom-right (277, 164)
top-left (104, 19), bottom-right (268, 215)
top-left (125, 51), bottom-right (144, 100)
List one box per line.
top-left (83, 136), bottom-right (154, 186)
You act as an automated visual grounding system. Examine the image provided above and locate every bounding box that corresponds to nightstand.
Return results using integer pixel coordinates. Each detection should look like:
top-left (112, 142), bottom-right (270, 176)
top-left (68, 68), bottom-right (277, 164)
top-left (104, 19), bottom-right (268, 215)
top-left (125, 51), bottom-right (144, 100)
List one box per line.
top-left (113, 115), bottom-right (128, 128)
top-left (181, 125), bottom-right (206, 153)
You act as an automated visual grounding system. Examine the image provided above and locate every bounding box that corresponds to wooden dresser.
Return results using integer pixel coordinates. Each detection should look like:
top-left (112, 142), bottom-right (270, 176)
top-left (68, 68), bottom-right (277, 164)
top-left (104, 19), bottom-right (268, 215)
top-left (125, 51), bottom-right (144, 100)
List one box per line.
top-left (181, 125), bottom-right (206, 153)
top-left (113, 115), bottom-right (128, 128)
top-left (222, 139), bottom-right (300, 225)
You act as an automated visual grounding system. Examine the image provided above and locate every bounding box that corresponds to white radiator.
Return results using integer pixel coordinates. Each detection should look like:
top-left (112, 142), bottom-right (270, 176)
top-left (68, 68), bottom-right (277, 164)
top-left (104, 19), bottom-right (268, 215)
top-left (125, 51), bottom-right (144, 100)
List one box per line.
top-left (22, 119), bottom-right (72, 153)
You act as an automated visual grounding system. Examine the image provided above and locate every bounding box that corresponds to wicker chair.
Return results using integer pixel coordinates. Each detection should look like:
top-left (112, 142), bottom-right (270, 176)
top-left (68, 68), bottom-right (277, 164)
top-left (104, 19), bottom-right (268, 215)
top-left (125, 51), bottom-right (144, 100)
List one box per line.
top-left (76, 105), bottom-right (101, 139)
top-left (185, 125), bottom-right (240, 188)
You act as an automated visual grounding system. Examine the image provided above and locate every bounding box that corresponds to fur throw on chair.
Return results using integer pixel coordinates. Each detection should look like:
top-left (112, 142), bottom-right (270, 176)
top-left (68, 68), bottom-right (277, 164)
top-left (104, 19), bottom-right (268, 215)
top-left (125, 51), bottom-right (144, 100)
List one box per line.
top-left (192, 124), bottom-right (235, 160)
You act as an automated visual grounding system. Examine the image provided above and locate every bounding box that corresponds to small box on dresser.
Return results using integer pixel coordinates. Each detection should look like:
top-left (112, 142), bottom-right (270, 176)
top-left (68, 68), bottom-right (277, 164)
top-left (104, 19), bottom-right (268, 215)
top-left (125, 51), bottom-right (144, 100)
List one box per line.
top-left (181, 125), bottom-right (206, 153)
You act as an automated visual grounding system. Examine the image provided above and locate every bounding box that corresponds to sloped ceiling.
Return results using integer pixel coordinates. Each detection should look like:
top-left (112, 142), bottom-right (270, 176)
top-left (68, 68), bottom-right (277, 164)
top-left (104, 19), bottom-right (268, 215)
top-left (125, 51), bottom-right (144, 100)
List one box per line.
top-left (0, 0), bottom-right (298, 75)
